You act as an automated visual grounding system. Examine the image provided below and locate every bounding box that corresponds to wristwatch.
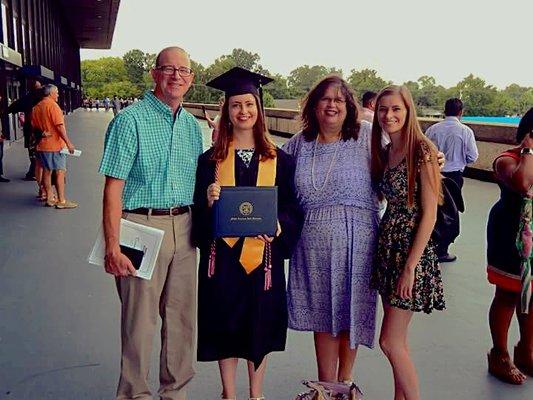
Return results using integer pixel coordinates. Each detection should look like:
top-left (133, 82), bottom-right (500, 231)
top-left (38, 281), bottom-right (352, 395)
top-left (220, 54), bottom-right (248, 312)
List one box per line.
top-left (520, 147), bottom-right (533, 156)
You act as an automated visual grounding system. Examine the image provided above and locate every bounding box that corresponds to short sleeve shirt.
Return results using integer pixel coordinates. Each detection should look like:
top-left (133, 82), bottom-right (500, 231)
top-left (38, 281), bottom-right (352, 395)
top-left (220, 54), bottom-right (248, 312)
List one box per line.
top-left (32, 97), bottom-right (66, 152)
top-left (99, 91), bottom-right (204, 209)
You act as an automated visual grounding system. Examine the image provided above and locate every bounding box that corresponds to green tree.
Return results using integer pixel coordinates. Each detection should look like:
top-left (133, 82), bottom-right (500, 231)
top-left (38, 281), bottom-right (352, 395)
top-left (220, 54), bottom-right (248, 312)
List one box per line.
top-left (101, 81), bottom-right (141, 98)
top-left (205, 48), bottom-right (266, 82)
top-left (416, 75), bottom-right (447, 110)
top-left (123, 49), bottom-right (146, 89)
top-left (205, 56), bottom-right (237, 83)
top-left (265, 73), bottom-right (291, 99)
top-left (288, 65), bottom-right (342, 97)
top-left (453, 74), bottom-right (498, 115)
top-left (487, 92), bottom-right (517, 116)
top-left (347, 68), bottom-right (389, 96)
top-left (518, 89), bottom-right (533, 115)
top-left (262, 91), bottom-right (275, 108)
top-left (82, 49), bottom-right (533, 116)
top-left (229, 48), bottom-right (263, 72)
top-left (81, 57), bottom-right (129, 98)
top-left (186, 59), bottom-right (221, 103)
top-left (504, 84), bottom-right (529, 114)
top-left (144, 52), bottom-right (157, 69)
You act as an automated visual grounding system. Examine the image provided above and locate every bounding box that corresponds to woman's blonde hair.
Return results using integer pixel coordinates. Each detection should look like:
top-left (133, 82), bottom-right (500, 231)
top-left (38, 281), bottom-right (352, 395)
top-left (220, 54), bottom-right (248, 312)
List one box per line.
top-left (370, 85), bottom-right (442, 207)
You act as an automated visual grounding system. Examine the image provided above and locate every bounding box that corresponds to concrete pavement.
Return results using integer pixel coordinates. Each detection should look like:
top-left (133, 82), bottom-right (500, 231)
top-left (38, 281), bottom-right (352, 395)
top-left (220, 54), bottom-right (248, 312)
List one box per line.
top-left (0, 109), bottom-right (531, 399)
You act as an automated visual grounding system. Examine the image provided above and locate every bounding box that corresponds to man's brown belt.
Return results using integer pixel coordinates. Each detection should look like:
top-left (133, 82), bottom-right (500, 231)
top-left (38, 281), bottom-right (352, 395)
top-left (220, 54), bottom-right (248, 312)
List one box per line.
top-left (126, 206), bottom-right (190, 216)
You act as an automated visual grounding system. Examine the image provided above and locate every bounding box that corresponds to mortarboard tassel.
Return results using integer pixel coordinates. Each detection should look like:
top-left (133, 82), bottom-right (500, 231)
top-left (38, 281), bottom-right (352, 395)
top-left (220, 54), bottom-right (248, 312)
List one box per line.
top-left (264, 242), bottom-right (272, 291)
top-left (208, 240), bottom-right (216, 278)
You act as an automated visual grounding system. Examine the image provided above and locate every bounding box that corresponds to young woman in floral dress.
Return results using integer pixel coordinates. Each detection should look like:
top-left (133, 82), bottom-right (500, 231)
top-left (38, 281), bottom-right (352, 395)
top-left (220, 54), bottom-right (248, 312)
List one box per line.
top-left (370, 85), bottom-right (445, 400)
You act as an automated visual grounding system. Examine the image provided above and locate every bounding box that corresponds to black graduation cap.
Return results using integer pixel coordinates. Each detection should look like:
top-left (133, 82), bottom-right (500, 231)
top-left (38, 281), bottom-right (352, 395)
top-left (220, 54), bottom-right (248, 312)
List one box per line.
top-left (206, 67), bottom-right (273, 107)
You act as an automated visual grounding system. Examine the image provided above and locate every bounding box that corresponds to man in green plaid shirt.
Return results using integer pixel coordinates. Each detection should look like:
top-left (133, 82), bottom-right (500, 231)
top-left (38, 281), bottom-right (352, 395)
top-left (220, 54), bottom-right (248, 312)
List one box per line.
top-left (99, 46), bottom-right (202, 400)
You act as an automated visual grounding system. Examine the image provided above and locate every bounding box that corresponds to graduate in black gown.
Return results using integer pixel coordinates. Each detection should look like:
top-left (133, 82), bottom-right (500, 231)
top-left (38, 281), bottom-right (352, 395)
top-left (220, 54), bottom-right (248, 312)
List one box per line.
top-left (193, 68), bottom-right (302, 400)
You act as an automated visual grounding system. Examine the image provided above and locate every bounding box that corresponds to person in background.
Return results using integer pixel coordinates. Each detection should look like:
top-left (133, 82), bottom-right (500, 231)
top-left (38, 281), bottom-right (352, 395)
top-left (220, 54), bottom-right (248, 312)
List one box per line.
top-left (0, 95), bottom-right (8, 182)
top-left (32, 84), bottom-right (77, 209)
top-left (361, 91), bottom-right (377, 123)
top-left (370, 85), bottom-right (445, 400)
top-left (426, 98), bottom-right (478, 262)
top-left (103, 96), bottom-right (111, 112)
top-left (6, 80), bottom-right (44, 180)
top-left (112, 95), bottom-right (121, 116)
top-left (486, 107), bottom-right (533, 385)
top-left (203, 95), bottom-right (225, 144)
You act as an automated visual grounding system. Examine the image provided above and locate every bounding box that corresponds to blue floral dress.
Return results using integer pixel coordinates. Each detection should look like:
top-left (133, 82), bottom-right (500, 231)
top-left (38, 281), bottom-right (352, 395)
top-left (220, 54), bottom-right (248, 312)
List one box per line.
top-left (282, 121), bottom-right (379, 348)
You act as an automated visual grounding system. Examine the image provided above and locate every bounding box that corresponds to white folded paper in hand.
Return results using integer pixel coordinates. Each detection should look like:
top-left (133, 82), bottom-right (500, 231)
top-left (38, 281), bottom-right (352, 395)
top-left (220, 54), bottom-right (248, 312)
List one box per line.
top-left (87, 218), bottom-right (165, 280)
top-left (60, 148), bottom-right (82, 157)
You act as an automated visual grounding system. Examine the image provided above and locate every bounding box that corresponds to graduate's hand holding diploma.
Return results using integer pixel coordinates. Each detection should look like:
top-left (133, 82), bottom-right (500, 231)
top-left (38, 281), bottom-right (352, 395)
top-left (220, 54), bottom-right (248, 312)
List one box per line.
top-left (207, 183), bottom-right (221, 208)
top-left (255, 221), bottom-right (281, 243)
top-left (255, 234), bottom-right (274, 243)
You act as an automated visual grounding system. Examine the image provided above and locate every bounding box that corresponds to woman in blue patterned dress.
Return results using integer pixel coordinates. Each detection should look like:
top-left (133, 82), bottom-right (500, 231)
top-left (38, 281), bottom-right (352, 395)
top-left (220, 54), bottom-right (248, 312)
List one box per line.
top-left (370, 86), bottom-right (444, 400)
top-left (282, 76), bottom-right (379, 384)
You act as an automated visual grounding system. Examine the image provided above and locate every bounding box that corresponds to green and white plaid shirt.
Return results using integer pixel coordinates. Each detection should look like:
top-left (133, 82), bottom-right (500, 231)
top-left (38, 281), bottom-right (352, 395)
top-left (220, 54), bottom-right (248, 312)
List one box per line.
top-left (99, 91), bottom-right (203, 209)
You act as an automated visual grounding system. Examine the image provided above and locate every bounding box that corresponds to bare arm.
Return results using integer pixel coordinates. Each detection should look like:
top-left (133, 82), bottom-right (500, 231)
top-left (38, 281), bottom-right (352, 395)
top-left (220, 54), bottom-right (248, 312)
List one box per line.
top-left (103, 176), bottom-right (136, 276)
top-left (495, 155), bottom-right (533, 195)
top-left (397, 160), bottom-right (439, 299)
top-left (204, 111), bottom-right (216, 129)
top-left (56, 124), bottom-right (75, 152)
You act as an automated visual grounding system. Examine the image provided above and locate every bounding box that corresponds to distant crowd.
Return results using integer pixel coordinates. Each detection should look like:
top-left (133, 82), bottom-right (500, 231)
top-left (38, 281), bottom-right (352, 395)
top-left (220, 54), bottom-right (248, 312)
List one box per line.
top-left (82, 96), bottom-right (139, 115)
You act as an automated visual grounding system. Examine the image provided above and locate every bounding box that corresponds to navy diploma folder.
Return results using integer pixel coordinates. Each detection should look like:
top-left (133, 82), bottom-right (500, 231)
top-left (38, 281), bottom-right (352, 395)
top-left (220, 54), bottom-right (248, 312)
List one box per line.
top-left (213, 186), bottom-right (278, 238)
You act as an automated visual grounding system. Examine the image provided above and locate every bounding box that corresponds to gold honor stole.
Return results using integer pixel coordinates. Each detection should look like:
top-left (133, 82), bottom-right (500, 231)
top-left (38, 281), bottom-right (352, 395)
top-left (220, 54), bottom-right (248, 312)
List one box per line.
top-left (217, 143), bottom-right (277, 274)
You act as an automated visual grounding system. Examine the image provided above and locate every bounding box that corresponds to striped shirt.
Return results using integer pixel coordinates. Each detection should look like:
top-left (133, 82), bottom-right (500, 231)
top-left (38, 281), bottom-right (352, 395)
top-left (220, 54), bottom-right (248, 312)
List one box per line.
top-left (99, 91), bottom-right (203, 209)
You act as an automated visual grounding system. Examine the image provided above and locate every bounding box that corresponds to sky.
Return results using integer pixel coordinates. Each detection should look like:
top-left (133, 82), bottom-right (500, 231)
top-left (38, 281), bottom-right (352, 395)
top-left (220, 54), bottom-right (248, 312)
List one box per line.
top-left (80, 0), bottom-right (533, 89)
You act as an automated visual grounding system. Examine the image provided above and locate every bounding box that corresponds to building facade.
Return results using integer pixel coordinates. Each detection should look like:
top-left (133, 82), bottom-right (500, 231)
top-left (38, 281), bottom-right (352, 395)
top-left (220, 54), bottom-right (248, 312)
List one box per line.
top-left (0, 0), bottom-right (119, 141)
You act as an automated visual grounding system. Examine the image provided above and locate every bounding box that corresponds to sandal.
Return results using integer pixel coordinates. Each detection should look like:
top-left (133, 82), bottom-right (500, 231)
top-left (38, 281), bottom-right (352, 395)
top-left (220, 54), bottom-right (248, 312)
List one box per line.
top-left (514, 345), bottom-right (533, 377)
top-left (487, 348), bottom-right (527, 385)
top-left (45, 198), bottom-right (57, 207)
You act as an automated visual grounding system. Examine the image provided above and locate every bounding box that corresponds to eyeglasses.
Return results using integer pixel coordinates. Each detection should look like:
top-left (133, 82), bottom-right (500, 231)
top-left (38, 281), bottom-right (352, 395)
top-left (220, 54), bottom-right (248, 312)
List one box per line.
top-left (156, 65), bottom-right (193, 77)
top-left (319, 96), bottom-right (346, 104)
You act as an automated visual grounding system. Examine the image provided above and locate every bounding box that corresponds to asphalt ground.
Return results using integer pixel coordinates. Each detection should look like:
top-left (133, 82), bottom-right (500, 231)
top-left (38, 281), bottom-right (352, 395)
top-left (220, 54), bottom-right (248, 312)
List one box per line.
top-left (0, 109), bottom-right (531, 399)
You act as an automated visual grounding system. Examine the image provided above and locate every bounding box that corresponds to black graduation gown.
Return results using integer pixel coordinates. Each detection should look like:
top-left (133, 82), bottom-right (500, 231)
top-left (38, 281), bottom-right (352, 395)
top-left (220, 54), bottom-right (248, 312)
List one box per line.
top-left (193, 147), bottom-right (302, 368)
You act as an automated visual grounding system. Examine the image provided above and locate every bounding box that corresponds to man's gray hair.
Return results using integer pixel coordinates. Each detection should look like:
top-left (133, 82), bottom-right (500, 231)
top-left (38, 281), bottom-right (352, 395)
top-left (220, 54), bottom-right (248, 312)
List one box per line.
top-left (43, 84), bottom-right (58, 96)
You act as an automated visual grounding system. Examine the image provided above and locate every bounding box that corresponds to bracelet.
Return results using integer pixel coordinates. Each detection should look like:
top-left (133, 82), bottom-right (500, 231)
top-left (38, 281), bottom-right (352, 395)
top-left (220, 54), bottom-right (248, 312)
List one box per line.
top-left (520, 147), bottom-right (533, 156)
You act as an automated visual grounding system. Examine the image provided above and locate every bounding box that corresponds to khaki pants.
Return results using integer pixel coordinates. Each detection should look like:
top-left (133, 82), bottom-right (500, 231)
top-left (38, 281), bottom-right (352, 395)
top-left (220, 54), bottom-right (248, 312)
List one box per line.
top-left (116, 211), bottom-right (197, 400)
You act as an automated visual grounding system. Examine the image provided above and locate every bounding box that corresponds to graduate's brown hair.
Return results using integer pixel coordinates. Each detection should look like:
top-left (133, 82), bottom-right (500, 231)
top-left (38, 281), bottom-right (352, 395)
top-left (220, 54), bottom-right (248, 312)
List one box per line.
top-left (211, 93), bottom-right (276, 161)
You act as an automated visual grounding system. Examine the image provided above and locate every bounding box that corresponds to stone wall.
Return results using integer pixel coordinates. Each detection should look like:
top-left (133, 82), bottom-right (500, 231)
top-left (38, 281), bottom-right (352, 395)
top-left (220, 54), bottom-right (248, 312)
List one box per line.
top-left (185, 103), bottom-right (518, 181)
